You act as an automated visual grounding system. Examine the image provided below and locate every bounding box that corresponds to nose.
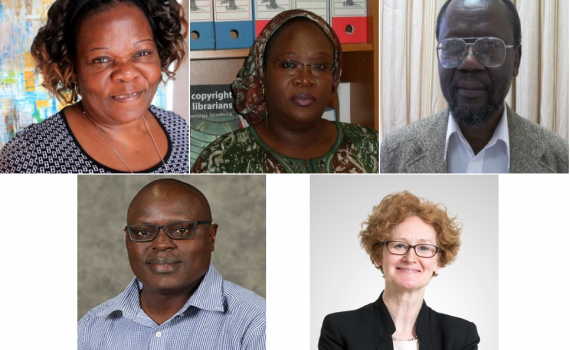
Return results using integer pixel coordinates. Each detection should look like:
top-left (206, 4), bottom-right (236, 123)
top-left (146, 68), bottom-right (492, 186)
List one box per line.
top-left (456, 45), bottom-right (485, 71)
top-left (150, 228), bottom-right (175, 251)
top-left (292, 64), bottom-right (315, 87)
top-left (403, 247), bottom-right (417, 262)
top-left (110, 60), bottom-right (140, 83)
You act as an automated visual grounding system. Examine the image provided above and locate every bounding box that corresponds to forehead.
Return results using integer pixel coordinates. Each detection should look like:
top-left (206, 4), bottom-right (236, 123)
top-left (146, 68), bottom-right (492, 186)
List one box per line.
top-left (391, 216), bottom-right (438, 243)
top-left (127, 185), bottom-right (209, 222)
top-left (266, 19), bottom-right (333, 56)
top-left (76, 3), bottom-right (152, 42)
top-left (439, 0), bottom-right (514, 42)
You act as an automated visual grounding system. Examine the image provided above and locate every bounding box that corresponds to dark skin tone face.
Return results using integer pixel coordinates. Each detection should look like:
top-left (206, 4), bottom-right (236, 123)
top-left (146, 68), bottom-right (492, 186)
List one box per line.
top-left (438, 0), bottom-right (521, 154)
top-left (66, 3), bottom-right (168, 171)
top-left (256, 20), bottom-right (338, 159)
top-left (125, 180), bottom-right (217, 325)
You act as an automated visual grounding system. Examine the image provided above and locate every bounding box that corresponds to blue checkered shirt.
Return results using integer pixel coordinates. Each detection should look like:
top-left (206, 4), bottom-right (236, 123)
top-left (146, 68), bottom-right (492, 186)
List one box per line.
top-left (78, 263), bottom-right (266, 350)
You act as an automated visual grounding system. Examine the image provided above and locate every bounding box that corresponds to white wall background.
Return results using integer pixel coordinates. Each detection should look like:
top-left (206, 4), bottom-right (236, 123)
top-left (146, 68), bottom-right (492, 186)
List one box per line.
top-left (310, 175), bottom-right (499, 349)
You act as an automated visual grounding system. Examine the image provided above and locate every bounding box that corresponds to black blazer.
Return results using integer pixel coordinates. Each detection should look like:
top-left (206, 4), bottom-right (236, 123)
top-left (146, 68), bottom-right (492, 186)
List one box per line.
top-left (318, 292), bottom-right (479, 350)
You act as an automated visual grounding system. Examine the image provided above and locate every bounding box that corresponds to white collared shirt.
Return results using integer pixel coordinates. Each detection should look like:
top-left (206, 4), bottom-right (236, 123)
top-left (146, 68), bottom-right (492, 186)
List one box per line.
top-left (444, 103), bottom-right (510, 173)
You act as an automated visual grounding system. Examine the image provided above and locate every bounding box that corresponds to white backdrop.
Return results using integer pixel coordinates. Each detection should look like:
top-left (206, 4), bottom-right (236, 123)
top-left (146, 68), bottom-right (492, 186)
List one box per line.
top-left (310, 175), bottom-right (499, 349)
top-left (2, 174), bottom-right (570, 349)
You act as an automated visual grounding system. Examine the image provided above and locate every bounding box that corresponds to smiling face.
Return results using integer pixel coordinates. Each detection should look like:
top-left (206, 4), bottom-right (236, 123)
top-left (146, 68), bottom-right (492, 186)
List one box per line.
top-left (374, 216), bottom-right (440, 292)
top-left (73, 3), bottom-right (162, 125)
top-left (438, 0), bottom-right (521, 126)
top-left (263, 19), bottom-right (335, 129)
top-left (125, 180), bottom-right (217, 295)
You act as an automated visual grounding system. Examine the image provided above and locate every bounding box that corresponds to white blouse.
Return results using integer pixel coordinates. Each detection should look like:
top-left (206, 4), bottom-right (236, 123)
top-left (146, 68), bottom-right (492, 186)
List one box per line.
top-left (393, 340), bottom-right (419, 350)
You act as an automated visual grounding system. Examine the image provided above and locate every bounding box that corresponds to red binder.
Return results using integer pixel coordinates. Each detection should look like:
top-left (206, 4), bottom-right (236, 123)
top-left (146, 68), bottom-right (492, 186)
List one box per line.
top-left (331, 0), bottom-right (367, 44)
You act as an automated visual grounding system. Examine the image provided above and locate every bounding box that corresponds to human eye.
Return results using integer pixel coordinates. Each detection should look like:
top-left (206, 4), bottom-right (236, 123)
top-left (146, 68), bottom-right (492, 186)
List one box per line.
top-left (135, 50), bottom-right (153, 58)
top-left (91, 56), bottom-right (112, 64)
top-left (311, 62), bottom-right (330, 72)
top-left (132, 226), bottom-right (154, 237)
top-left (168, 222), bottom-right (194, 237)
top-left (443, 40), bottom-right (462, 52)
top-left (277, 59), bottom-right (298, 70)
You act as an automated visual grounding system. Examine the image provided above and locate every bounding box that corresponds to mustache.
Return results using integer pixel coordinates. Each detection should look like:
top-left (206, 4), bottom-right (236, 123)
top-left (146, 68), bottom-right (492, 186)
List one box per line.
top-left (451, 73), bottom-right (493, 92)
top-left (145, 257), bottom-right (181, 264)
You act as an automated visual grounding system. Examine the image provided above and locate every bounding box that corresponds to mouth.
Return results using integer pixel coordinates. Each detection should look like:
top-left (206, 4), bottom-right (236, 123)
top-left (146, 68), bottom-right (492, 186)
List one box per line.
top-left (111, 90), bottom-right (144, 102)
top-left (146, 258), bottom-right (182, 273)
top-left (396, 267), bottom-right (421, 273)
top-left (290, 93), bottom-right (316, 107)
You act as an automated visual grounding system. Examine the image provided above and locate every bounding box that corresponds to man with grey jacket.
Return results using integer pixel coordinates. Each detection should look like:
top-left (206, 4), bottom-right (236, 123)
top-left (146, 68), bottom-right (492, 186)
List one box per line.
top-left (381, 0), bottom-right (568, 173)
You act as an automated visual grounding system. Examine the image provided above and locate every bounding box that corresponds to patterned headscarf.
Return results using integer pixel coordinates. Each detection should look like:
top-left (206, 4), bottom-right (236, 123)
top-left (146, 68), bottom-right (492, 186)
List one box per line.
top-left (232, 9), bottom-right (343, 125)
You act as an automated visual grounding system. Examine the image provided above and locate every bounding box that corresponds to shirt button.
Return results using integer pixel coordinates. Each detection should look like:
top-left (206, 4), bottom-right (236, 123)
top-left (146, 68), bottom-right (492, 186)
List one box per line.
top-left (156, 331), bottom-right (162, 338)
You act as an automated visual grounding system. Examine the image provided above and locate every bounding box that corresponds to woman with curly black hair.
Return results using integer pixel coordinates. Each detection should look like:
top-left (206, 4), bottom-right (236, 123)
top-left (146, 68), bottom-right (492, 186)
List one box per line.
top-left (0, 0), bottom-right (188, 173)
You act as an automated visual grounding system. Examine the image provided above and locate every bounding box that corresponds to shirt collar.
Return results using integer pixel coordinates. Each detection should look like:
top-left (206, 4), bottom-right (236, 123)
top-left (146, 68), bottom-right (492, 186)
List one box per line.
top-left (444, 102), bottom-right (510, 161)
top-left (97, 262), bottom-right (225, 319)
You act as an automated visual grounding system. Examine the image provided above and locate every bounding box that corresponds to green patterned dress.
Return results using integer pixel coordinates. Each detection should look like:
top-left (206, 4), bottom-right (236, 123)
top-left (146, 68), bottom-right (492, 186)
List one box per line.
top-left (191, 122), bottom-right (378, 173)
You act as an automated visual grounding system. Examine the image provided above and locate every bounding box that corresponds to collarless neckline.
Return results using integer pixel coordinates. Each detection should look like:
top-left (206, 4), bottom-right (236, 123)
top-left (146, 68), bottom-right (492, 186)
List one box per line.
top-left (60, 105), bottom-right (173, 173)
top-left (248, 121), bottom-right (343, 162)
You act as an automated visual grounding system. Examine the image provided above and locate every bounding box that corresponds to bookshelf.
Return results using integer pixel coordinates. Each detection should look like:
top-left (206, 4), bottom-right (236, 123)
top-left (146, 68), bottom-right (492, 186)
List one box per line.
top-left (190, 1), bottom-right (379, 131)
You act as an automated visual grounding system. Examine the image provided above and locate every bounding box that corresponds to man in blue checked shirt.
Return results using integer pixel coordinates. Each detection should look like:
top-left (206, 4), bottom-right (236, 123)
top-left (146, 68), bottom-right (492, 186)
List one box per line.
top-left (78, 179), bottom-right (266, 349)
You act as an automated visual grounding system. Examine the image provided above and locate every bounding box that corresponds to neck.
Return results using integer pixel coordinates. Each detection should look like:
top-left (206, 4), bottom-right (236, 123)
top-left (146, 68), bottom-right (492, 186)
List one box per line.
top-left (255, 117), bottom-right (335, 159)
top-left (383, 284), bottom-right (425, 340)
top-left (139, 283), bottom-right (199, 325)
top-left (458, 103), bottom-right (504, 155)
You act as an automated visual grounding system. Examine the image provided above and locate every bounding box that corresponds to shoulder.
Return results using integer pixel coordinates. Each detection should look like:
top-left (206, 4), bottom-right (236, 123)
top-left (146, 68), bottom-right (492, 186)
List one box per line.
top-left (192, 127), bottom-right (257, 173)
top-left (380, 112), bottom-right (448, 173)
top-left (222, 279), bottom-right (266, 316)
top-left (150, 105), bottom-right (188, 133)
top-left (424, 306), bottom-right (480, 348)
top-left (509, 112), bottom-right (568, 158)
top-left (322, 303), bottom-right (376, 326)
top-left (319, 303), bottom-right (377, 349)
top-left (382, 112), bottom-right (447, 151)
top-left (0, 112), bottom-right (68, 173)
top-left (427, 307), bottom-right (476, 332)
top-left (221, 280), bottom-right (266, 347)
top-left (340, 122), bottom-right (378, 138)
top-left (77, 294), bottom-right (122, 343)
top-left (510, 113), bottom-right (568, 149)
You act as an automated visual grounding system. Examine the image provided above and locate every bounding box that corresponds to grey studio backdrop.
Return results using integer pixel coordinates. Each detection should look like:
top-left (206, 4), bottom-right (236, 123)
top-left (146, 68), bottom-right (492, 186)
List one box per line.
top-left (78, 175), bottom-right (266, 320)
top-left (310, 175), bottom-right (499, 349)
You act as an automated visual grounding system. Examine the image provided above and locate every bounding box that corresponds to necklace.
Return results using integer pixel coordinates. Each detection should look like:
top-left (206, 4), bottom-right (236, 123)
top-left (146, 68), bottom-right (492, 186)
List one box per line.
top-left (392, 335), bottom-right (418, 341)
top-left (82, 109), bottom-right (168, 173)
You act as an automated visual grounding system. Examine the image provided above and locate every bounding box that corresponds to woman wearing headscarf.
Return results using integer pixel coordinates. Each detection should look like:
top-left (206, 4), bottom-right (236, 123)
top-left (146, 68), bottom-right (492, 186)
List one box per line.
top-left (0, 0), bottom-right (189, 173)
top-left (191, 10), bottom-right (378, 173)
top-left (319, 191), bottom-right (480, 349)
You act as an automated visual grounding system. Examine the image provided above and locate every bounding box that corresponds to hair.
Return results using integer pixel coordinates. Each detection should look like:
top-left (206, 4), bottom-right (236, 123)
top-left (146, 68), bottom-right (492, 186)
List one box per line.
top-left (436, 0), bottom-right (521, 46)
top-left (359, 191), bottom-right (462, 277)
top-left (31, 0), bottom-right (188, 104)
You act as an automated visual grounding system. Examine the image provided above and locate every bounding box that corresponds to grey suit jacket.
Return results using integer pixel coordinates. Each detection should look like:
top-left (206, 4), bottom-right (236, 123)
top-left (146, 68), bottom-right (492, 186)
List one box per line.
top-left (380, 106), bottom-right (569, 173)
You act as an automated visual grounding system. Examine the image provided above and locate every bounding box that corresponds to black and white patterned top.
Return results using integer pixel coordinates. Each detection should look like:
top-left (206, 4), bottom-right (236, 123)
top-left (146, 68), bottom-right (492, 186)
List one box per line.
top-left (0, 105), bottom-right (189, 174)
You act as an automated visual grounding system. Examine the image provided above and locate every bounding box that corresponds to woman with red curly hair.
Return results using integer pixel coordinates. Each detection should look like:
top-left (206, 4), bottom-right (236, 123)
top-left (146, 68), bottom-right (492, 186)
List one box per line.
top-left (319, 191), bottom-right (479, 350)
top-left (0, 0), bottom-right (188, 173)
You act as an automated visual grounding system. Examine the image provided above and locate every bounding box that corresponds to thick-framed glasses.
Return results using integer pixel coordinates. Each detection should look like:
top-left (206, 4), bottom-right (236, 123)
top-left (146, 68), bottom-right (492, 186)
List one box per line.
top-left (437, 37), bottom-right (517, 69)
top-left (383, 241), bottom-right (441, 258)
top-left (266, 59), bottom-right (334, 78)
top-left (124, 221), bottom-right (212, 242)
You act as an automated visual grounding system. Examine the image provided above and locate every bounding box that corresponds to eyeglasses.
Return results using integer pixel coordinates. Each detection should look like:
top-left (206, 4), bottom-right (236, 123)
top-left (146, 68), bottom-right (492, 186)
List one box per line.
top-left (383, 241), bottom-right (441, 258)
top-left (124, 221), bottom-right (211, 242)
top-left (437, 37), bottom-right (517, 69)
top-left (266, 59), bottom-right (334, 78)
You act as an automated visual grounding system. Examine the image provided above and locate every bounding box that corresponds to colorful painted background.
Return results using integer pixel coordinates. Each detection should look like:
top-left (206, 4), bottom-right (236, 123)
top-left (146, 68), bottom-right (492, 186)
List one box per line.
top-left (0, 0), bottom-right (168, 148)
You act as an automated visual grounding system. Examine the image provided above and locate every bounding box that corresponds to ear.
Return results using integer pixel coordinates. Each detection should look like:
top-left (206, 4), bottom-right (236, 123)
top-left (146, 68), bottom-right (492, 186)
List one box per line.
top-left (433, 257), bottom-right (441, 275)
top-left (513, 44), bottom-right (522, 77)
top-left (208, 224), bottom-right (218, 252)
